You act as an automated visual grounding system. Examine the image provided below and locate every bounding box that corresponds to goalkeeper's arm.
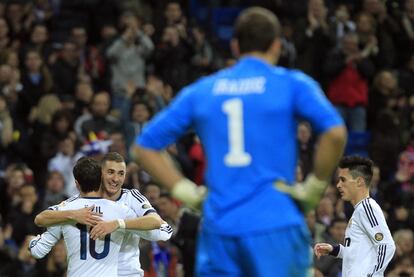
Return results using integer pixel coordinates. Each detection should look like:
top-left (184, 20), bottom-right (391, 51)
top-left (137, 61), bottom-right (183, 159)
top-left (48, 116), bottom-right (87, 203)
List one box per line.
top-left (131, 145), bottom-right (206, 209)
top-left (276, 126), bottom-right (346, 213)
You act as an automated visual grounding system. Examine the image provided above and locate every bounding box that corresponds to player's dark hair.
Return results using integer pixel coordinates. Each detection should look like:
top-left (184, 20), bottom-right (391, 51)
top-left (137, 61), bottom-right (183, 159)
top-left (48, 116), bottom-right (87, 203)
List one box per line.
top-left (73, 157), bottom-right (101, 193)
top-left (338, 155), bottom-right (374, 187)
top-left (233, 7), bottom-right (281, 54)
top-left (101, 152), bottom-right (125, 165)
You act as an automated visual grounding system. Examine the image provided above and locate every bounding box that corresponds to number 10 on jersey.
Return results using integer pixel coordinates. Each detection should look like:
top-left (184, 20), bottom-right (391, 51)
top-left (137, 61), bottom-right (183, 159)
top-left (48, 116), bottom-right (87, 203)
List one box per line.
top-left (77, 223), bottom-right (111, 260)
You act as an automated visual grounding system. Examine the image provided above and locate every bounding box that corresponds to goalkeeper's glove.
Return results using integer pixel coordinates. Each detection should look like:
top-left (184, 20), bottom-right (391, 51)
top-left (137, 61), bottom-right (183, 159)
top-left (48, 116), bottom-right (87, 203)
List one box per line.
top-left (171, 178), bottom-right (207, 210)
top-left (274, 174), bottom-right (328, 214)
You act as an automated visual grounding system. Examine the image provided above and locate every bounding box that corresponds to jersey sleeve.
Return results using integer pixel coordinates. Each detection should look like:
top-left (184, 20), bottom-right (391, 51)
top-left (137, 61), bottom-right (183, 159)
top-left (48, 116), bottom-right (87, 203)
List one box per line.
top-left (357, 201), bottom-right (396, 276)
top-left (126, 189), bottom-right (157, 217)
top-left (131, 222), bottom-right (173, 241)
top-left (29, 226), bottom-right (62, 259)
top-left (292, 71), bottom-right (344, 134)
top-left (137, 85), bottom-right (195, 150)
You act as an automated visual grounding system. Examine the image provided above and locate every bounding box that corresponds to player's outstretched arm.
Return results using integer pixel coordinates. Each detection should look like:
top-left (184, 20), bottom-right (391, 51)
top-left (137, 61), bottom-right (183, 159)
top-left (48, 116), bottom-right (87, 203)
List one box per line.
top-left (34, 206), bottom-right (102, 227)
top-left (89, 213), bottom-right (163, 240)
top-left (135, 222), bottom-right (173, 241)
top-left (28, 226), bottom-right (61, 258)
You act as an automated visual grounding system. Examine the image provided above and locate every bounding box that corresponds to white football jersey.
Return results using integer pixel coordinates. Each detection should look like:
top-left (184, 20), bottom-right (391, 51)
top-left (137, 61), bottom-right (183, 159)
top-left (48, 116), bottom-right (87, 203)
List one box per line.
top-left (30, 196), bottom-right (136, 277)
top-left (335, 197), bottom-right (395, 277)
top-left (116, 189), bottom-right (173, 277)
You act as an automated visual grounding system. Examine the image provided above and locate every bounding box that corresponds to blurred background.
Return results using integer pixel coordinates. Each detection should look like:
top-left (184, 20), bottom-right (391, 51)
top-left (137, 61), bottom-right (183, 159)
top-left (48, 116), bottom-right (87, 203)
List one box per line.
top-left (0, 0), bottom-right (414, 276)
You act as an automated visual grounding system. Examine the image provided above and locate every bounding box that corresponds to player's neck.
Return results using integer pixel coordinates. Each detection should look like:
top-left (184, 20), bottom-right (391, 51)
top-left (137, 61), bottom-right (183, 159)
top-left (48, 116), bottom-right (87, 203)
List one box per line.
top-left (102, 190), bottom-right (121, 201)
top-left (241, 52), bottom-right (278, 65)
top-left (351, 190), bottom-right (370, 207)
top-left (81, 190), bottom-right (102, 198)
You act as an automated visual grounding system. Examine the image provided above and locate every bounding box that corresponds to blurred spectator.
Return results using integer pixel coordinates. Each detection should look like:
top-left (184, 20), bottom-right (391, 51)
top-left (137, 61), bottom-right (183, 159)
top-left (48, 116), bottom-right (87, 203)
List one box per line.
top-left (306, 210), bottom-right (325, 243)
top-left (42, 170), bottom-right (67, 210)
top-left (0, 63), bottom-right (23, 114)
top-left (154, 25), bottom-right (193, 93)
top-left (73, 79), bottom-right (94, 118)
top-left (388, 255), bottom-right (414, 277)
top-left (140, 240), bottom-right (180, 277)
top-left (16, 50), bottom-right (54, 126)
top-left (5, 2), bottom-right (28, 48)
top-left (156, 193), bottom-right (200, 277)
top-left (7, 184), bottom-right (42, 245)
top-left (51, 40), bottom-right (81, 96)
top-left (323, 32), bottom-right (375, 131)
top-left (368, 70), bottom-right (401, 128)
top-left (106, 11), bottom-right (154, 109)
top-left (328, 4), bottom-right (355, 45)
top-left (0, 18), bottom-right (11, 54)
top-left (71, 26), bottom-right (105, 88)
top-left (188, 135), bottom-right (205, 186)
top-left (393, 229), bottom-right (414, 263)
top-left (316, 196), bottom-right (335, 227)
top-left (41, 239), bottom-right (67, 277)
top-left (142, 182), bottom-right (161, 206)
top-left (75, 91), bottom-right (120, 140)
top-left (0, 222), bottom-right (18, 276)
top-left (355, 12), bottom-right (395, 68)
top-left (20, 23), bottom-right (54, 65)
top-left (294, 0), bottom-right (331, 82)
top-left (297, 121), bottom-right (314, 177)
top-left (278, 19), bottom-right (297, 68)
top-left (145, 74), bottom-right (174, 112)
top-left (190, 25), bottom-right (214, 81)
top-left (48, 134), bottom-right (83, 196)
top-left (398, 52), bottom-right (414, 96)
top-left (370, 110), bottom-right (402, 180)
top-left (397, 0), bottom-right (414, 66)
top-left (0, 94), bottom-right (13, 174)
top-left (314, 217), bottom-right (346, 277)
top-left (124, 101), bottom-right (152, 150)
top-left (0, 165), bottom-right (31, 220)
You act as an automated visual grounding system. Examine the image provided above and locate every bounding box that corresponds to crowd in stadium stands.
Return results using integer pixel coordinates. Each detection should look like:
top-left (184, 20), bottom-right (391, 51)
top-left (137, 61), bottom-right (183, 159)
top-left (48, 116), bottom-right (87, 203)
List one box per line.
top-left (0, 0), bottom-right (414, 276)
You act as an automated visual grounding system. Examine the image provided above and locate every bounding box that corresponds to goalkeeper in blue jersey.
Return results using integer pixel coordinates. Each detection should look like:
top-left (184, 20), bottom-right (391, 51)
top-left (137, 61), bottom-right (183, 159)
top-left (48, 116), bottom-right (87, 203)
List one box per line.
top-left (132, 6), bottom-right (347, 277)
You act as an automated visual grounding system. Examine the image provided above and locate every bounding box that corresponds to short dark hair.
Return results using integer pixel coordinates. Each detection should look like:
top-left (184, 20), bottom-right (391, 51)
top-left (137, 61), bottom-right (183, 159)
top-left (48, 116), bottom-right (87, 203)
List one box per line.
top-left (73, 157), bottom-right (102, 193)
top-left (233, 7), bottom-right (281, 54)
top-left (338, 155), bottom-right (374, 187)
top-left (101, 152), bottom-right (125, 165)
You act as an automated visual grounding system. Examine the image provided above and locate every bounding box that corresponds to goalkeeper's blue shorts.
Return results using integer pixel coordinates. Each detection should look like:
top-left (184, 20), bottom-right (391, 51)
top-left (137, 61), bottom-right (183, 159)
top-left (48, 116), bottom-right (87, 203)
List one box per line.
top-left (195, 223), bottom-right (312, 277)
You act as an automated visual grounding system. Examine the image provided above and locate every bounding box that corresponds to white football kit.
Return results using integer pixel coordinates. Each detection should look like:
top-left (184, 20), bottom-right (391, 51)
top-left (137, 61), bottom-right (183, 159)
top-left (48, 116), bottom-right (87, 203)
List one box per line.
top-left (30, 196), bottom-right (136, 277)
top-left (116, 188), bottom-right (173, 277)
top-left (334, 197), bottom-right (395, 276)
top-left (30, 190), bottom-right (173, 277)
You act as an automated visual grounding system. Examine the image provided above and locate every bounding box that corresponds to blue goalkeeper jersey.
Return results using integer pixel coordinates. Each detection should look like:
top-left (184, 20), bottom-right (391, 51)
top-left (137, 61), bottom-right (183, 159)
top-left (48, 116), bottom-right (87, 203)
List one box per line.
top-left (137, 56), bottom-right (344, 235)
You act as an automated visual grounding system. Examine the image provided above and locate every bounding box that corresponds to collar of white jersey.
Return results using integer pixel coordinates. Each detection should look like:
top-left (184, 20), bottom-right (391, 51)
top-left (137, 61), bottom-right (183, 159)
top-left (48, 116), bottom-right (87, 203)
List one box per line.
top-left (354, 196), bottom-right (370, 208)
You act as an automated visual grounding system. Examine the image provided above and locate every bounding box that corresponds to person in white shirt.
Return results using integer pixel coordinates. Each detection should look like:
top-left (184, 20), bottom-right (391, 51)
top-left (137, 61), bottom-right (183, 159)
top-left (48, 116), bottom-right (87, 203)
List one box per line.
top-left (30, 157), bottom-right (136, 277)
top-left (34, 152), bottom-right (173, 277)
top-left (314, 155), bottom-right (395, 277)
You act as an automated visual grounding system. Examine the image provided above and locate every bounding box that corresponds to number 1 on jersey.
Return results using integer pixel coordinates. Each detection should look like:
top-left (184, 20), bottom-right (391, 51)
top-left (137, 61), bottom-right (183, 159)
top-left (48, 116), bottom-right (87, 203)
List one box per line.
top-left (222, 98), bottom-right (251, 167)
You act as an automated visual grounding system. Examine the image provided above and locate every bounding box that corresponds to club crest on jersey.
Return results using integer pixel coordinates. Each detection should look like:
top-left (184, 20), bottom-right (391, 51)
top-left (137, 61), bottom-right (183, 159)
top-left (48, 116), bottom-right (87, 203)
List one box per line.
top-left (375, 233), bottom-right (384, 241)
